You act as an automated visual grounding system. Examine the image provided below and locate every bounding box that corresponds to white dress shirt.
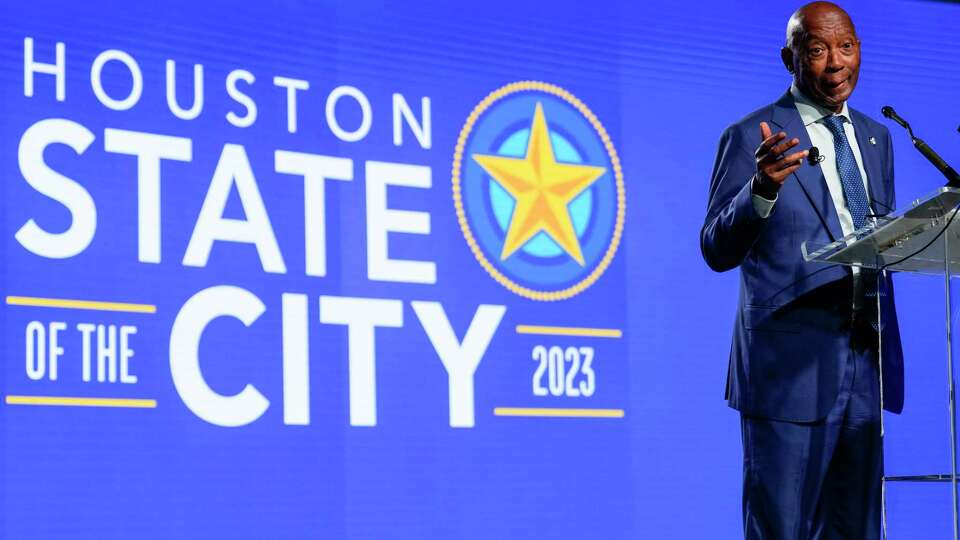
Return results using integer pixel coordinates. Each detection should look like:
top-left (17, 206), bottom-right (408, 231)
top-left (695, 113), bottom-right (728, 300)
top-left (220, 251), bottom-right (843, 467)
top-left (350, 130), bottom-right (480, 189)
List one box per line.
top-left (752, 84), bottom-right (872, 241)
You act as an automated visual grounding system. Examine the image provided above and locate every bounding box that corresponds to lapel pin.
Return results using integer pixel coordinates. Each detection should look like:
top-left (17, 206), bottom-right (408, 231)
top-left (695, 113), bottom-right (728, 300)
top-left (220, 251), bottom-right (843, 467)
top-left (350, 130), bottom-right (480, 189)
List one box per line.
top-left (868, 137), bottom-right (877, 145)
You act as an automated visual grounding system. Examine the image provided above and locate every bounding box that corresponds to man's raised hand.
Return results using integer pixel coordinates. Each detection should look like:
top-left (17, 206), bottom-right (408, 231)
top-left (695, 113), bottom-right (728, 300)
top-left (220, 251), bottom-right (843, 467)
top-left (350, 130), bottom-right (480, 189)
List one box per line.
top-left (753, 121), bottom-right (808, 199)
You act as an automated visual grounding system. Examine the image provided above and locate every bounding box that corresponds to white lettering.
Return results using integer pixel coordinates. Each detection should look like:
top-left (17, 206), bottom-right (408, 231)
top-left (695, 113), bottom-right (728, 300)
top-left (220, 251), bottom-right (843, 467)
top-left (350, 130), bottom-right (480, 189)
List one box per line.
top-left (273, 76), bottom-right (309, 133)
top-left (275, 150), bottom-right (352, 277)
top-left (282, 293), bottom-right (309, 425)
top-left (170, 285), bottom-right (270, 427)
top-left (90, 49), bottom-right (143, 110)
top-left (96, 323), bottom-right (117, 383)
top-left (225, 69), bottom-right (257, 128)
top-left (326, 85), bottom-right (371, 142)
top-left (183, 144), bottom-right (286, 273)
top-left (120, 325), bottom-right (137, 384)
top-left (16, 119), bottom-right (97, 259)
top-left (392, 94), bottom-right (431, 149)
top-left (23, 37), bottom-right (65, 101)
top-left (25, 321), bottom-right (46, 380)
top-left (412, 302), bottom-right (505, 428)
top-left (319, 295), bottom-right (403, 427)
top-left (77, 323), bottom-right (95, 382)
top-left (104, 129), bottom-right (192, 263)
top-left (165, 60), bottom-right (205, 120)
top-left (366, 161), bottom-right (435, 284)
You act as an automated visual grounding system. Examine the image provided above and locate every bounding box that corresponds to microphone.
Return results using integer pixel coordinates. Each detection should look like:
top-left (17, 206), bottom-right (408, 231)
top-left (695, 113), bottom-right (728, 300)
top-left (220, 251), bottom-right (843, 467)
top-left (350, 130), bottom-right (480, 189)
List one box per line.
top-left (881, 106), bottom-right (909, 130)
top-left (808, 146), bottom-right (824, 165)
top-left (882, 105), bottom-right (960, 187)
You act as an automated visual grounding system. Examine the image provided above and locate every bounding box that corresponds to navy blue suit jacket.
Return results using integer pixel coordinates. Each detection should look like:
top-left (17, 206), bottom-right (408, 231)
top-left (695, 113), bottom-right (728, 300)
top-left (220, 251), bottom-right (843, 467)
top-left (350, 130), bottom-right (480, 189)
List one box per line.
top-left (701, 91), bottom-right (904, 423)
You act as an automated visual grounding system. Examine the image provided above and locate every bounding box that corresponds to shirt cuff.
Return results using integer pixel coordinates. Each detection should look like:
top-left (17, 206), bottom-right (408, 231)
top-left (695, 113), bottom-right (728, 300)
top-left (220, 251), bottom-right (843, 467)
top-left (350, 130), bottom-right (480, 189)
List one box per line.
top-left (751, 193), bottom-right (777, 218)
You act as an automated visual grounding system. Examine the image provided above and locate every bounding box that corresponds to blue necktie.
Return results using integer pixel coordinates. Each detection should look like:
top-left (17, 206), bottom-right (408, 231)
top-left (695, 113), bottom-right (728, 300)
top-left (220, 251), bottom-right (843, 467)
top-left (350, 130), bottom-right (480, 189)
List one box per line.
top-left (823, 116), bottom-right (883, 323)
top-left (822, 115), bottom-right (870, 230)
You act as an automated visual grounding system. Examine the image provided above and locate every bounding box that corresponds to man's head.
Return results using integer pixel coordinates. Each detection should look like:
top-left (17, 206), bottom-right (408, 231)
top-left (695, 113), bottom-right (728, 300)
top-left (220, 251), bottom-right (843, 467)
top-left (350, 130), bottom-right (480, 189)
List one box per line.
top-left (781, 2), bottom-right (861, 112)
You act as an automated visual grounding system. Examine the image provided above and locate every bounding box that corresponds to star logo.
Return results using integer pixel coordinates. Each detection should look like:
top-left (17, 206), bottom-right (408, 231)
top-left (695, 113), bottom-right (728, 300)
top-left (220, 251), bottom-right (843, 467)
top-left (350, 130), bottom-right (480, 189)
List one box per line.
top-left (452, 81), bottom-right (625, 301)
top-left (471, 104), bottom-right (606, 266)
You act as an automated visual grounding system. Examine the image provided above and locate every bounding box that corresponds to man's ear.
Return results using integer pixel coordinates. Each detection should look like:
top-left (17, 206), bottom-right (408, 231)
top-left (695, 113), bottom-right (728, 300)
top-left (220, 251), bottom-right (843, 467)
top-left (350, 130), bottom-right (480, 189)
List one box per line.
top-left (780, 47), bottom-right (795, 74)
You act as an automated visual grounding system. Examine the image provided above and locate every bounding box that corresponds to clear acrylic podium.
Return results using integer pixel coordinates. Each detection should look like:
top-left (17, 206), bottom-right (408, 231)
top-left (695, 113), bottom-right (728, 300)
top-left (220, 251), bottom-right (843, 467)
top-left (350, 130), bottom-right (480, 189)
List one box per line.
top-left (803, 187), bottom-right (960, 538)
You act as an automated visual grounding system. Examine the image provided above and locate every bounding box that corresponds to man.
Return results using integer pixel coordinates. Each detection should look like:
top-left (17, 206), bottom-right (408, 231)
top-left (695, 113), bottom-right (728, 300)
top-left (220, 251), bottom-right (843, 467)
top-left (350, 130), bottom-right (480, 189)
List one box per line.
top-left (700, 2), bottom-right (904, 538)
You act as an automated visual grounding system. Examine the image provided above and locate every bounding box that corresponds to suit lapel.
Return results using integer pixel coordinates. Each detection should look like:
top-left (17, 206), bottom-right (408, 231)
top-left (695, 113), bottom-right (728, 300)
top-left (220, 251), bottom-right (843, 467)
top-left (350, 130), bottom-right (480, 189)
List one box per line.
top-left (770, 91), bottom-right (844, 243)
top-left (850, 111), bottom-right (889, 215)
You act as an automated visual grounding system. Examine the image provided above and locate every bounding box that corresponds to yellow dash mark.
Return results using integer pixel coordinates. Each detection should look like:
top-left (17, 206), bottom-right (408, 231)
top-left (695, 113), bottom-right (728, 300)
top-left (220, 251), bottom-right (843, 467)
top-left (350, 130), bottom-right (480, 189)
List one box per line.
top-left (493, 407), bottom-right (625, 418)
top-left (515, 324), bottom-right (622, 338)
top-left (6, 296), bottom-right (156, 314)
top-left (5, 396), bottom-right (157, 408)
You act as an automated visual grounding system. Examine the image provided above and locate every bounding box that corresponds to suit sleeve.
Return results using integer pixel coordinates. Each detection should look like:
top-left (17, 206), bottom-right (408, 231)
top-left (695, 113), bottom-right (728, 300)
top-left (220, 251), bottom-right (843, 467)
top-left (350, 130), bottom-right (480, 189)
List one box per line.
top-left (700, 125), bottom-right (771, 272)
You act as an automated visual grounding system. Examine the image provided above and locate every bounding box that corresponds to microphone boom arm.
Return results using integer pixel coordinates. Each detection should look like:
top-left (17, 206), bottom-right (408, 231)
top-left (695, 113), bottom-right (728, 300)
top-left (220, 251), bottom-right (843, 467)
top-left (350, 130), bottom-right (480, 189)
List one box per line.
top-left (883, 105), bottom-right (960, 188)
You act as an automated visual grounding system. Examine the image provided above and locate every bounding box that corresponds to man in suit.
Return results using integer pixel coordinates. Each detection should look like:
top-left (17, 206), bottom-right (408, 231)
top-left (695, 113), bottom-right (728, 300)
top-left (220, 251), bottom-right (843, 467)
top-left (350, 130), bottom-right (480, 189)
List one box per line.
top-left (700, 2), bottom-right (903, 538)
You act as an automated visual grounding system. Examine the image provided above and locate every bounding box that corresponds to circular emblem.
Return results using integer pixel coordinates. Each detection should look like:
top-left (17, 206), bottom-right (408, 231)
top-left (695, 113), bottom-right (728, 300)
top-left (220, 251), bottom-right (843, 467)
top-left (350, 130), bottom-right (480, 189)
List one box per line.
top-left (452, 81), bottom-right (625, 301)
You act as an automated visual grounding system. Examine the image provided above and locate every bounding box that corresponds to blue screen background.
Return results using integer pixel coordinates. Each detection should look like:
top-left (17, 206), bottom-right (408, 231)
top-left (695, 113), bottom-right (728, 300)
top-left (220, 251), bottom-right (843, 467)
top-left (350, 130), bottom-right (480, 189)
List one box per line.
top-left (3, 0), bottom-right (960, 537)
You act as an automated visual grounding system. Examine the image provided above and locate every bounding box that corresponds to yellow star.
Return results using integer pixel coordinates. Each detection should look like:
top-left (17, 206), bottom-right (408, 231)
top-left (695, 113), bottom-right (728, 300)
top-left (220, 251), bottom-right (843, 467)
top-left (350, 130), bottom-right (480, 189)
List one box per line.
top-left (472, 103), bottom-right (606, 266)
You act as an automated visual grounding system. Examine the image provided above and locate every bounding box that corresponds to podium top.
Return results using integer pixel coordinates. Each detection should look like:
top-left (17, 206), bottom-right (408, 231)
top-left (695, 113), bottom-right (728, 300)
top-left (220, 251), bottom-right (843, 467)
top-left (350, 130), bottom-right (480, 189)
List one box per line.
top-left (803, 187), bottom-right (960, 274)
